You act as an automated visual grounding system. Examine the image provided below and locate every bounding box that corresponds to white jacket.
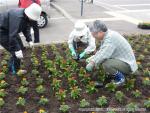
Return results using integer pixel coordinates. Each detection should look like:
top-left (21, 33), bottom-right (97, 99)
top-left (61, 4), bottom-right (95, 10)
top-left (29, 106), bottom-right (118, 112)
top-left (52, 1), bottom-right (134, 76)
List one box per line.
top-left (68, 28), bottom-right (96, 54)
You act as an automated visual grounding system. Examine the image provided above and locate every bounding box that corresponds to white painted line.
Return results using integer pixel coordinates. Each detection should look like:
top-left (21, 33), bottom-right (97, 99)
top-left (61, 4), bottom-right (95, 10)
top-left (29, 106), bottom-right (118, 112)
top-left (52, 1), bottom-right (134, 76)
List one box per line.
top-left (51, 2), bottom-right (75, 23)
top-left (93, 0), bottom-right (143, 25)
top-left (105, 11), bottom-right (143, 25)
top-left (114, 4), bottom-right (150, 7)
top-left (116, 9), bottom-right (150, 13)
top-left (51, 17), bottom-right (65, 20)
top-left (113, 5), bottom-right (129, 11)
top-left (78, 17), bottom-right (122, 23)
top-left (93, 0), bottom-right (129, 11)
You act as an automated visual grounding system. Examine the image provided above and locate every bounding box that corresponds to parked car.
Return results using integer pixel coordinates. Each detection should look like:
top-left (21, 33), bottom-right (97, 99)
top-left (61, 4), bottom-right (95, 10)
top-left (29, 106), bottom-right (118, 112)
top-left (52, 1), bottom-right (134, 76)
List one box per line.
top-left (0, 0), bottom-right (50, 28)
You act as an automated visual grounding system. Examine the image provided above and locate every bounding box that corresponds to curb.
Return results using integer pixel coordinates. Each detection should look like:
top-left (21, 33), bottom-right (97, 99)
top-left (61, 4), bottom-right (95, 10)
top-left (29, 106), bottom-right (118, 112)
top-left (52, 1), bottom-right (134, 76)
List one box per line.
top-left (50, 2), bottom-right (76, 23)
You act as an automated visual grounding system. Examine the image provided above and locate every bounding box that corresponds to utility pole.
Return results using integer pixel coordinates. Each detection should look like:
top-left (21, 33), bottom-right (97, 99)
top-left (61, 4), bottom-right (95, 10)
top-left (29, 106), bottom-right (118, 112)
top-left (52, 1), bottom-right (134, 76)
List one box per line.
top-left (81, 0), bottom-right (84, 16)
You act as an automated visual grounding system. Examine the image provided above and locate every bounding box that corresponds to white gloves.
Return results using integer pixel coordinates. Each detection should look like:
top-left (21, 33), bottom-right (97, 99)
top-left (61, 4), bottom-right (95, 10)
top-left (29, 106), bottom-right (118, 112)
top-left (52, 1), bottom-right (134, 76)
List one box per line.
top-left (29, 41), bottom-right (34, 48)
top-left (15, 50), bottom-right (23, 59)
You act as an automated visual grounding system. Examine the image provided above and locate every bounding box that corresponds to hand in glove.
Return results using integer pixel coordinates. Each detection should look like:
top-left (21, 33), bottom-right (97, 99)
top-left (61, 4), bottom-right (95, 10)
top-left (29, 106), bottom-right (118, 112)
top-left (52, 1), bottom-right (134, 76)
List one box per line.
top-left (79, 51), bottom-right (86, 59)
top-left (28, 41), bottom-right (34, 48)
top-left (86, 55), bottom-right (95, 63)
top-left (86, 61), bottom-right (95, 72)
top-left (70, 47), bottom-right (77, 58)
top-left (15, 50), bottom-right (23, 59)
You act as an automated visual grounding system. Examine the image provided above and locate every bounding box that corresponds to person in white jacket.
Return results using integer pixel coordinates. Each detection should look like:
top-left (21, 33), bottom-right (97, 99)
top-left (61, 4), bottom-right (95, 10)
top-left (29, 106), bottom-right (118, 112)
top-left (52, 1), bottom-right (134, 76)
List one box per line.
top-left (68, 21), bottom-right (96, 60)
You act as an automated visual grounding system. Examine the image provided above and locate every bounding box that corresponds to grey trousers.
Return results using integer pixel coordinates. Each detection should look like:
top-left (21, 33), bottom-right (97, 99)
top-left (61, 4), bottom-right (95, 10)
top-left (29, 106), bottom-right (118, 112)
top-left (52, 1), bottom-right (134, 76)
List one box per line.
top-left (102, 59), bottom-right (131, 75)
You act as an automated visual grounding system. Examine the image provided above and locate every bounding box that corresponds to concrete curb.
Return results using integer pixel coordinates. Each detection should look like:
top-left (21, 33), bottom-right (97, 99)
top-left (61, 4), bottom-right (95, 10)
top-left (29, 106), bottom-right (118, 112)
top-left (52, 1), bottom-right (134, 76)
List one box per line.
top-left (50, 2), bottom-right (76, 23)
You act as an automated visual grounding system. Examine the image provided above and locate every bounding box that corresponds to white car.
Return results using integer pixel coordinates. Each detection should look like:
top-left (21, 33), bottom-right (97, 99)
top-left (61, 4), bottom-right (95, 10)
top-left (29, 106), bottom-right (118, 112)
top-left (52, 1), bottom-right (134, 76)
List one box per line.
top-left (0, 0), bottom-right (51, 28)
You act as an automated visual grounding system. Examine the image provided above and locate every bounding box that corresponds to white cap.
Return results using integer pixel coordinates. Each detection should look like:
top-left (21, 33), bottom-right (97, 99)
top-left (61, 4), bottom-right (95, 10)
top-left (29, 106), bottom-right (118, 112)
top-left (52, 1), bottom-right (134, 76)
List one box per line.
top-left (73, 21), bottom-right (88, 36)
top-left (25, 3), bottom-right (42, 21)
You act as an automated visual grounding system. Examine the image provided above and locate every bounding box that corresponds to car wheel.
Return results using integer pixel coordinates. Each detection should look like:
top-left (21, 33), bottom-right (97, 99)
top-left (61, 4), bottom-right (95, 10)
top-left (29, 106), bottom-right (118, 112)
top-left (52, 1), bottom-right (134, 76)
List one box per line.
top-left (38, 13), bottom-right (48, 28)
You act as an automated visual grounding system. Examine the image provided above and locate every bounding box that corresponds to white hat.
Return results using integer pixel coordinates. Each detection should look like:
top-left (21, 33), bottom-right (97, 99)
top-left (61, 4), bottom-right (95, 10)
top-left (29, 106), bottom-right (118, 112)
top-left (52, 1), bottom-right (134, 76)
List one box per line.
top-left (73, 21), bottom-right (88, 36)
top-left (25, 3), bottom-right (42, 21)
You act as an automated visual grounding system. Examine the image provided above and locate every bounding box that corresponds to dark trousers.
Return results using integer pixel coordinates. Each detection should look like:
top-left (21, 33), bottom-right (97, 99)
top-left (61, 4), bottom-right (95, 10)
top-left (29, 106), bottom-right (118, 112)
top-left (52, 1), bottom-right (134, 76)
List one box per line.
top-left (102, 59), bottom-right (131, 75)
top-left (0, 31), bottom-right (22, 72)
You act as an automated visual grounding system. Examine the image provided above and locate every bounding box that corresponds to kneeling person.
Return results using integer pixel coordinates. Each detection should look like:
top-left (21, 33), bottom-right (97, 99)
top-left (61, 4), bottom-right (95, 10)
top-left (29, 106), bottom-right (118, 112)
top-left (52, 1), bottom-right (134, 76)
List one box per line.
top-left (68, 21), bottom-right (96, 60)
top-left (86, 20), bottom-right (138, 86)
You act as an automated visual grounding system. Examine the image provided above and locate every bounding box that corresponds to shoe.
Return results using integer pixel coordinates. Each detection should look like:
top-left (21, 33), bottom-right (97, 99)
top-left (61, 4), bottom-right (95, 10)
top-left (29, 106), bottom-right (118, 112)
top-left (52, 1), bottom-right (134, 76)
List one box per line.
top-left (113, 71), bottom-right (125, 86)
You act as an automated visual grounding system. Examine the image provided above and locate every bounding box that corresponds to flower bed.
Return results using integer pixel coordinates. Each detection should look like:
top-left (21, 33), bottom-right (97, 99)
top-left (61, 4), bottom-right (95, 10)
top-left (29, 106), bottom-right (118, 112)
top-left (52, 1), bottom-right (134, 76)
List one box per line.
top-left (0, 35), bottom-right (149, 113)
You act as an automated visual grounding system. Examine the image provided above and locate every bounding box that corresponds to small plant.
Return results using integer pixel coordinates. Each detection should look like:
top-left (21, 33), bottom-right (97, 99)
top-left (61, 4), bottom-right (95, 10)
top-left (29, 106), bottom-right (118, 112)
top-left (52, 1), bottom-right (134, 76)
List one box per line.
top-left (105, 82), bottom-right (117, 92)
top-left (125, 79), bottom-right (135, 91)
top-left (1, 60), bottom-right (7, 66)
top-left (132, 90), bottom-right (142, 98)
top-left (107, 109), bottom-right (116, 113)
top-left (38, 108), bottom-right (48, 113)
top-left (32, 69), bottom-right (39, 76)
top-left (63, 71), bottom-right (71, 78)
top-left (80, 74), bottom-right (91, 84)
top-left (96, 96), bottom-right (108, 107)
top-left (137, 54), bottom-right (145, 61)
top-left (0, 80), bottom-right (8, 89)
top-left (52, 78), bottom-right (61, 91)
top-left (21, 78), bottom-right (29, 86)
top-left (0, 72), bottom-right (5, 80)
top-left (138, 22), bottom-right (150, 29)
top-left (36, 77), bottom-right (44, 85)
top-left (143, 68), bottom-right (150, 77)
top-left (126, 102), bottom-right (138, 113)
top-left (60, 59), bottom-right (68, 70)
top-left (16, 97), bottom-right (26, 107)
top-left (86, 81), bottom-right (97, 94)
top-left (36, 85), bottom-right (46, 94)
top-left (38, 96), bottom-right (49, 106)
top-left (17, 86), bottom-right (28, 95)
top-left (59, 104), bottom-right (70, 113)
top-left (79, 99), bottom-right (90, 108)
top-left (68, 77), bottom-right (77, 87)
top-left (79, 67), bottom-right (86, 78)
top-left (71, 61), bottom-right (78, 71)
top-left (142, 77), bottom-right (150, 86)
top-left (0, 98), bottom-right (5, 108)
top-left (70, 86), bottom-right (81, 99)
top-left (144, 98), bottom-right (150, 109)
top-left (137, 62), bottom-right (143, 70)
top-left (55, 89), bottom-right (67, 102)
top-left (2, 66), bottom-right (8, 74)
top-left (31, 57), bottom-right (40, 68)
top-left (17, 70), bottom-right (27, 76)
top-left (0, 89), bottom-right (7, 98)
top-left (115, 91), bottom-right (124, 103)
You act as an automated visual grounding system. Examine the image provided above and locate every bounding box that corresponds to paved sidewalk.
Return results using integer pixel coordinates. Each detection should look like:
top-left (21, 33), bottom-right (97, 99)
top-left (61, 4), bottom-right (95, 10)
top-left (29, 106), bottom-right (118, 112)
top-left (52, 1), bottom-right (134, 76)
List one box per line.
top-left (51, 0), bottom-right (150, 34)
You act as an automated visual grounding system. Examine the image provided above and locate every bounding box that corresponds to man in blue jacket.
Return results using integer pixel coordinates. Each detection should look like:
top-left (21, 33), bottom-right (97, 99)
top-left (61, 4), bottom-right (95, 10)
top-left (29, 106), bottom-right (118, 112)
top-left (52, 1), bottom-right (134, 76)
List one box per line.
top-left (0, 3), bottom-right (42, 74)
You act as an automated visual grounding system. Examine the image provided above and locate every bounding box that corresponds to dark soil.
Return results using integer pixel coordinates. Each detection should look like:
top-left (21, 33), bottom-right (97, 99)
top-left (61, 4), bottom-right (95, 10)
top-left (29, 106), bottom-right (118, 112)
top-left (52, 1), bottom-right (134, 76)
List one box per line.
top-left (0, 35), bottom-right (150, 113)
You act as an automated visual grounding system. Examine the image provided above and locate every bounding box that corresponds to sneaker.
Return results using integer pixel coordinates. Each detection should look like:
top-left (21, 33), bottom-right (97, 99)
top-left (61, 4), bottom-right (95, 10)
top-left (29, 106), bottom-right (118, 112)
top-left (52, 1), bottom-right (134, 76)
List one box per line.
top-left (113, 71), bottom-right (125, 86)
